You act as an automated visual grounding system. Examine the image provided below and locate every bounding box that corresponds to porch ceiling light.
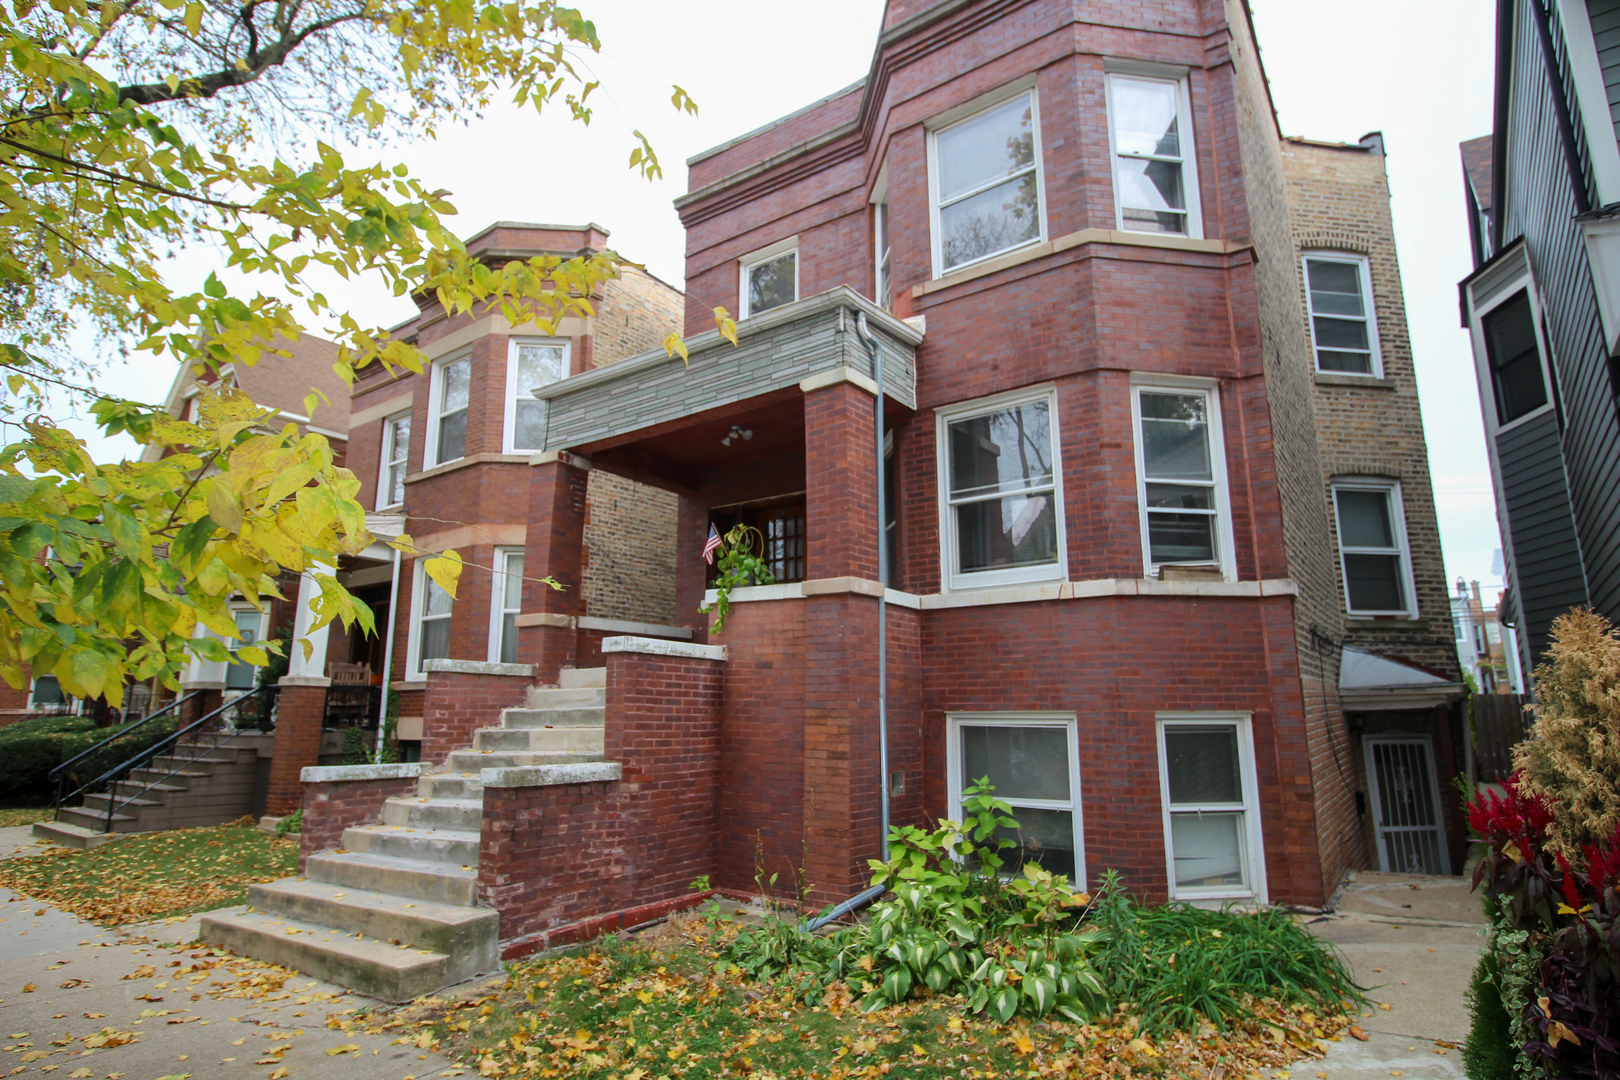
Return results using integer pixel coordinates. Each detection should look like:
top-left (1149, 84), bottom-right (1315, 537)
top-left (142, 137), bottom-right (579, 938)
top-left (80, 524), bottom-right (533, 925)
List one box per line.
top-left (721, 425), bottom-right (754, 447)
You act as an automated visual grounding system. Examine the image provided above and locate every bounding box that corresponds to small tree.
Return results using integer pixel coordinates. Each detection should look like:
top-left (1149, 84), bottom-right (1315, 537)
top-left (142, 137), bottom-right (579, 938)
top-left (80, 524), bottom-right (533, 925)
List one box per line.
top-left (1512, 608), bottom-right (1620, 863)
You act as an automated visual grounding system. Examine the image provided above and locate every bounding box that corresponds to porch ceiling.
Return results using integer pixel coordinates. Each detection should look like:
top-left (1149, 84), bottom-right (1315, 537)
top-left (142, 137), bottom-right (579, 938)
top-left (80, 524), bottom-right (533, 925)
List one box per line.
top-left (535, 287), bottom-right (920, 459)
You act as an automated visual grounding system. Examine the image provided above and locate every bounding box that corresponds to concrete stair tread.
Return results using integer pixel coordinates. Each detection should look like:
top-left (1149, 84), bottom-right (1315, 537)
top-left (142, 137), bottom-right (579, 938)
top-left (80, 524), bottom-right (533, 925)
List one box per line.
top-left (31, 820), bottom-right (126, 848)
top-left (198, 909), bottom-right (450, 1002)
top-left (83, 796), bottom-right (160, 809)
top-left (557, 667), bottom-right (605, 688)
top-left (252, 878), bottom-right (492, 929)
top-left (118, 782), bottom-right (184, 793)
top-left (308, 850), bottom-right (478, 883)
top-left (346, 823), bottom-right (480, 842)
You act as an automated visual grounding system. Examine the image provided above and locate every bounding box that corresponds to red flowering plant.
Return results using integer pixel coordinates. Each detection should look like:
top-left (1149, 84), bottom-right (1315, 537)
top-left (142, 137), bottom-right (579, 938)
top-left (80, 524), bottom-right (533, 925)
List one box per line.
top-left (1468, 771), bottom-right (1561, 928)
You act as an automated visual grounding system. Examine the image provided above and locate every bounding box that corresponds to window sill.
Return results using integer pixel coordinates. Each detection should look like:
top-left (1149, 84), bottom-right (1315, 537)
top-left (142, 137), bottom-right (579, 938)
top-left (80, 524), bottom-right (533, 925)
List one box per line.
top-left (404, 453), bottom-right (533, 485)
top-left (1315, 373), bottom-right (1396, 390)
top-left (913, 228), bottom-right (1252, 298)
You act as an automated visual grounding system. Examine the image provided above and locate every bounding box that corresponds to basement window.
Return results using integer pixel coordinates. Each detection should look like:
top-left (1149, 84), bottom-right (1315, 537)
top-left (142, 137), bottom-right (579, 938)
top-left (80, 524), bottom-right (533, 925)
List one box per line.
top-left (947, 714), bottom-right (1084, 883)
top-left (1157, 715), bottom-right (1265, 901)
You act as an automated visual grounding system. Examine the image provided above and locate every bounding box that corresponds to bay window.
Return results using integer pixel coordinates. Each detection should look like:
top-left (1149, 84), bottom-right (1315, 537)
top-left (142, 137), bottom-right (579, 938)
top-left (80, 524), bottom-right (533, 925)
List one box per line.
top-left (378, 410), bottom-right (411, 509)
top-left (427, 353), bottom-right (471, 466)
top-left (488, 548), bottom-right (525, 664)
top-left (408, 562), bottom-right (454, 678)
top-left (929, 88), bottom-right (1044, 275)
top-left (505, 338), bottom-right (568, 453)
top-left (1107, 72), bottom-right (1200, 237)
top-left (1131, 383), bottom-right (1234, 579)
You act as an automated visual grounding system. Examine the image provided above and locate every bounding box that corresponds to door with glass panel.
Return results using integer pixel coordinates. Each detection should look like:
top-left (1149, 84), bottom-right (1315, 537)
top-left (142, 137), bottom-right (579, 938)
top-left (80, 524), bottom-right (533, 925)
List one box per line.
top-left (1365, 735), bottom-right (1449, 875)
top-left (947, 716), bottom-right (1083, 883)
top-left (1158, 720), bottom-right (1262, 899)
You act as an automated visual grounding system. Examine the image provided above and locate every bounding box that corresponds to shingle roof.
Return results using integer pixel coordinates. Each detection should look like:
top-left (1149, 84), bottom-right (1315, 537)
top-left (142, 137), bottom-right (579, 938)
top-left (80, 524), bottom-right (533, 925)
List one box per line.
top-left (231, 333), bottom-right (350, 435)
top-left (1460, 134), bottom-right (1493, 211)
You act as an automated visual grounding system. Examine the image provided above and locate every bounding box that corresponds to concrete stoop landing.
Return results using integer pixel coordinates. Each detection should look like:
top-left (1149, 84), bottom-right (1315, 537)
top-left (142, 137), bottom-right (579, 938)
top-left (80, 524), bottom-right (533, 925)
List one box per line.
top-left (199, 667), bottom-right (608, 1002)
top-left (33, 731), bottom-right (272, 849)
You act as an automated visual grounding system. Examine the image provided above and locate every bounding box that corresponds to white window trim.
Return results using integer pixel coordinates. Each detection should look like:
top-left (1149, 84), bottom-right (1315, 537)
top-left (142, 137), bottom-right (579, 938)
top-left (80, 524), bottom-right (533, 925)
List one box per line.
top-left (405, 557), bottom-right (451, 682)
top-left (1332, 477), bottom-right (1421, 620)
top-left (945, 712), bottom-right (1086, 887)
top-left (1129, 379), bottom-right (1237, 581)
top-left (487, 547), bottom-right (524, 664)
top-left (926, 84), bottom-right (1048, 278)
top-left (1104, 70), bottom-right (1203, 240)
top-left (27, 675), bottom-right (76, 712)
top-left (502, 337), bottom-right (570, 454)
top-left (423, 350), bottom-right (472, 468)
top-left (376, 409), bottom-right (411, 511)
top-left (738, 236), bottom-right (800, 319)
top-left (1302, 252), bottom-right (1384, 378)
top-left (870, 163), bottom-right (891, 311)
top-left (1467, 281), bottom-right (1556, 436)
top-left (934, 383), bottom-right (1068, 592)
top-left (1155, 713), bottom-right (1267, 903)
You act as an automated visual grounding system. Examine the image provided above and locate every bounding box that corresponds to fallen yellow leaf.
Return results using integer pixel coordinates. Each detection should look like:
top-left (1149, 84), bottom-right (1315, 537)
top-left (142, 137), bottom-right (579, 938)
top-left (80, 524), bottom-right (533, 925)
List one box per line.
top-left (325, 1044), bottom-right (360, 1057)
top-left (270, 1069), bottom-right (290, 1079)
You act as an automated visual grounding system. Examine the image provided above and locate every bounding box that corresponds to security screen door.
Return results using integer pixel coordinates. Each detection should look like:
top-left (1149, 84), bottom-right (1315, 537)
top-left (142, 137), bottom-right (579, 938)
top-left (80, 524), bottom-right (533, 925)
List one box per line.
top-left (1365, 735), bottom-right (1450, 875)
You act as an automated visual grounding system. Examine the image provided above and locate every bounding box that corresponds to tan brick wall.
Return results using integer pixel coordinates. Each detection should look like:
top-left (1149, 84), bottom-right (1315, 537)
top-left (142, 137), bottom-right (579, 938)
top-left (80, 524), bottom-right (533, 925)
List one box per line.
top-left (1281, 141), bottom-right (1461, 679)
top-left (590, 265), bottom-right (685, 369)
top-left (582, 470), bottom-right (679, 625)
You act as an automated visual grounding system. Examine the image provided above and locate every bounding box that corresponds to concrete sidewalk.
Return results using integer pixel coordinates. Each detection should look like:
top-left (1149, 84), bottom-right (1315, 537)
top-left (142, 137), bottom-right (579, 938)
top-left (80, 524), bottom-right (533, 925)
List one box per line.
top-left (1306, 870), bottom-right (1487, 1080)
top-left (1, 824), bottom-right (479, 1079)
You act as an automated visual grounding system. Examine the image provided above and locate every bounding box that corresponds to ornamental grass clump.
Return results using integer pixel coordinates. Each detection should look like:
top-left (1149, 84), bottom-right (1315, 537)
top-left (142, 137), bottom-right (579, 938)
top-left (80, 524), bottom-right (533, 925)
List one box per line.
top-left (1512, 608), bottom-right (1620, 864)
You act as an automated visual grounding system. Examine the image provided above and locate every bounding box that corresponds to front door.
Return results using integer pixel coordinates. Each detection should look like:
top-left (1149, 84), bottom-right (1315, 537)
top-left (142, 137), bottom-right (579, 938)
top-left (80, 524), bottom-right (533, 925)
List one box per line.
top-left (1365, 735), bottom-right (1450, 875)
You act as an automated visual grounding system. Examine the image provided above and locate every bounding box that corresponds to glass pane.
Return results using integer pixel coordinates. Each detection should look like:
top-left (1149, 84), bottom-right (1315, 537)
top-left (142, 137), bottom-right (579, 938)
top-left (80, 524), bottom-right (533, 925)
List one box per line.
top-left (513, 399), bottom-right (546, 451)
top-left (747, 253), bottom-right (797, 315)
top-left (503, 553), bottom-right (525, 610)
top-left (1317, 350), bottom-right (1373, 375)
top-left (388, 415), bottom-right (411, 463)
top-left (424, 577), bottom-right (453, 617)
top-left (1115, 156), bottom-right (1185, 214)
top-left (955, 495), bottom-right (1057, 572)
top-left (1112, 77), bottom-right (1181, 157)
top-left (940, 174), bottom-right (1041, 269)
top-left (437, 410), bottom-right (466, 464)
top-left (1147, 511), bottom-right (1216, 564)
top-left (1144, 483), bottom-right (1213, 510)
top-left (1313, 316), bottom-right (1369, 351)
top-left (1336, 489), bottom-right (1394, 548)
top-left (1345, 553), bottom-right (1405, 611)
top-left (1306, 260), bottom-right (1365, 316)
top-left (937, 95), bottom-right (1036, 202)
top-left (1170, 812), bottom-right (1245, 888)
top-left (225, 658), bottom-right (257, 690)
top-left (1139, 393), bottom-right (1211, 482)
top-left (388, 462), bottom-right (406, 506)
top-left (1121, 206), bottom-right (1187, 235)
top-left (234, 611), bottom-right (260, 643)
top-left (516, 344), bottom-right (565, 397)
top-left (500, 613), bottom-right (519, 665)
top-left (1483, 291), bottom-right (1548, 423)
top-left (1165, 725), bottom-right (1242, 804)
top-left (420, 618), bottom-right (450, 666)
top-left (992, 809), bottom-right (1076, 881)
top-left (440, 357), bottom-right (471, 413)
top-left (948, 401), bottom-right (1054, 499)
top-left (960, 725), bottom-right (1071, 801)
top-left (32, 675), bottom-right (63, 704)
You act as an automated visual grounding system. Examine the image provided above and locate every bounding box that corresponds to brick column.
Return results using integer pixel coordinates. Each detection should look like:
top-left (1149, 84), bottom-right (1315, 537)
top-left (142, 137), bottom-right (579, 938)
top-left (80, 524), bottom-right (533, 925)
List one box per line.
top-left (298, 763), bottom-right (425, 871)
top-left (421, 659), bottom-right (538, 765)
top-left (264, 676), bottom-right (328, 817)
top-left (518, 451), bottom-right (591, 683)
top-left (801, 378), bottom-right (884, 903)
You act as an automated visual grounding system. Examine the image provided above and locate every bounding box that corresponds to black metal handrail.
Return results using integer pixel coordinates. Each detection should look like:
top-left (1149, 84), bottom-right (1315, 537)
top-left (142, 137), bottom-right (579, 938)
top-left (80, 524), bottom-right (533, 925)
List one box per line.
top-left (49, 691), bottom-right (203, 811)
top-left (62, 685), bottom-right (279, 833)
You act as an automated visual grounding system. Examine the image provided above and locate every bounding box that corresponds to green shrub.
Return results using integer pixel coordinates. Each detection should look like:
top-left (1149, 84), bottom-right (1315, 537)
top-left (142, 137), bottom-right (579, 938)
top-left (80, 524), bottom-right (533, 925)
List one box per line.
top-left (275, 808), bottom-right (303, 837)
top-left (1463, 952), bottom-right (1516, 1080)
top-left (0, 712), bottom-right (178, 798)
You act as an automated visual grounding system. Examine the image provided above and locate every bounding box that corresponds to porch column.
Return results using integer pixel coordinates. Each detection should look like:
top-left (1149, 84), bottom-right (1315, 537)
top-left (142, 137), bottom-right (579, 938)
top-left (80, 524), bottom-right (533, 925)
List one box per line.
top-left (517, 451), bottom-right (591, 684)
top-left (800, 378), bottom-right (883, 901)
top-left (264, 567), bottom-right (333, 819)
top-left (179, 623), bottom-right (226, 724)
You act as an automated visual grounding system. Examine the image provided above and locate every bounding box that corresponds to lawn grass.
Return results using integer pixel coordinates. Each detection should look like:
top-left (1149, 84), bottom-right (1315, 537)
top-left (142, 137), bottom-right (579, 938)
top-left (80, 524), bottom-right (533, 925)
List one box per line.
top-left (0, 805), bottom-right (53, 828)
top-left (417, 916), bottom-right (1350, 1080)
top-left (0, 817), bottom-right (297, 925)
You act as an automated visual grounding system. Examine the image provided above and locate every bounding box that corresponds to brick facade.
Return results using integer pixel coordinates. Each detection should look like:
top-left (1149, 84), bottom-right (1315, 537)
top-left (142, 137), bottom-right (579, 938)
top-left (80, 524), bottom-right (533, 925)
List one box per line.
top-left (264, 681), bottom-right (327, 817)
top-left (420, 664), bottom-right (536, 766)
top-left (299, 773), bottom-right (420, 872)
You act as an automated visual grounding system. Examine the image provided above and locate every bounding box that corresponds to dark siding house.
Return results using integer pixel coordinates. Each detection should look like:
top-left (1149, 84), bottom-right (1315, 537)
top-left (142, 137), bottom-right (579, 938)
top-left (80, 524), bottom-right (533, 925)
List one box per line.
top-left (1459, 0), bottom-right (1620, 675)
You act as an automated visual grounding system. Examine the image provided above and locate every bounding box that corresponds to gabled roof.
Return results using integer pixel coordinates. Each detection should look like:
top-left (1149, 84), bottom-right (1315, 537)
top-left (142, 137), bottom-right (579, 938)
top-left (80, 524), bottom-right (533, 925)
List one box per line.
top-left (1461, 134), bottom-right (1494, 212)
top-left (1339, 646), bottom-right (1466, 711)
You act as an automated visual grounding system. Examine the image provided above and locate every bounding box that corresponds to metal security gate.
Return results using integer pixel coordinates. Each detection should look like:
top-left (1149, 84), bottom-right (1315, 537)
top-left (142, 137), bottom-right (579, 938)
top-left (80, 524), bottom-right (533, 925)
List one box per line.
top-left (1365, 735), bottom-right (1450, 875)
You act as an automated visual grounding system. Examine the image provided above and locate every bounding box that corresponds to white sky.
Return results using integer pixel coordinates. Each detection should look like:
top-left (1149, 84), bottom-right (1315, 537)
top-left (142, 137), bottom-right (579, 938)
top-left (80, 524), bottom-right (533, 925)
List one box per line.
top-left (58, 0), bottom-right (1503, 603)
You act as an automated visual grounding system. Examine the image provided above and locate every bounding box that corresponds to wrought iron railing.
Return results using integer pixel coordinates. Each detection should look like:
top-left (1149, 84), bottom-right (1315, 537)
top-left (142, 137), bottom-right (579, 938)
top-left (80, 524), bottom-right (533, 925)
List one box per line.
top-left (57, 685), bottom-right (280, 833)
top-left (49, 691), bottom-right (202, 813)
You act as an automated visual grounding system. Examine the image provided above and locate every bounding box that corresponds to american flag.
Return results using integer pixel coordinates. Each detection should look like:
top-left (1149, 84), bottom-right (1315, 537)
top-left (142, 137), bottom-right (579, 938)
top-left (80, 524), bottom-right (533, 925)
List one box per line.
top-left (702, 523), bottom-right (723, 565)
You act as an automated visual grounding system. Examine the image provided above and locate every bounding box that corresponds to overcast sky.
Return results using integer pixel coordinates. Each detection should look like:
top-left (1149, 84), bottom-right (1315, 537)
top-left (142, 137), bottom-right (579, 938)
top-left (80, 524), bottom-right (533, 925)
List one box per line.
top-left (63, 0), bottom-right (1503, 602)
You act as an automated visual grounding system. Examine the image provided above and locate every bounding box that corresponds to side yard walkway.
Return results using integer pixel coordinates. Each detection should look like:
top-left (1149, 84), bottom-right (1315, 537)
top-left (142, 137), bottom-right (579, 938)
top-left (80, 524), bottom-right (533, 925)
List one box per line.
top-left (1307, 870), bottom-right (1485, 1080)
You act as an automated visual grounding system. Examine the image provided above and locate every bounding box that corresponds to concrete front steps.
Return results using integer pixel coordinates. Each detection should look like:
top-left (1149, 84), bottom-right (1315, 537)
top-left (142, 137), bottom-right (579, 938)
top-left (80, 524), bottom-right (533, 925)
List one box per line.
top-left (199, 667), bottom-right (607, 1001)
top-left (34, 732), bottom-right (270, 849)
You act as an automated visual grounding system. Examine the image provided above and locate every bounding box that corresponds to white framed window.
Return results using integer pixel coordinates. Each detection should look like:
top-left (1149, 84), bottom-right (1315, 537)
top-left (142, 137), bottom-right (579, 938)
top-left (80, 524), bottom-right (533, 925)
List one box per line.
top-left (488, 547), bottom-right (524, 665)
top-left (424, 352), bottom-right (472, 467)
top-left (225, 607), bottom-right (269, 690)
top-left (874, 195), bottom-right (892, 310)
top-left (1156, 714), bottom-right (1266, 901)
top-left (27, 675), bottom-right (72, 712)
top-left (504, 338), bottom-right (568, 453)
top-left (739, 237), bottom-right (799, 318)
top-left (377, 410), bottom-right (411, 510)
top-left (1130, 381), bottom-right (1235, 579)
top-left (946, 713), bottom-right (1084, 885)
top-left (406, 559), bottom-right (454, 680)
top-left (935, 385), bottom-right (1066, 591)
top-left (928, 87), bottom-right (1045, 276)
top-left (1478, 288), bottom-right (1552, 429)
top-left (1303, 253), bottom-right (1382, 376)
top-left (1332, 478), bottom-right (1419, 618)
top-left (1106, 71), bottom-right (1201, 238)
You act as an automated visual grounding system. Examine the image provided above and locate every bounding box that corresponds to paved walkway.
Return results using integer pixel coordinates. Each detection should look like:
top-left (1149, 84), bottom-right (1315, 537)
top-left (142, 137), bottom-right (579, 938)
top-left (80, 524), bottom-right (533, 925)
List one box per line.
top-left (1306, 870), bottom-right (1487, 1080)
top-left (0, 824), bottom-right (471, 1079)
